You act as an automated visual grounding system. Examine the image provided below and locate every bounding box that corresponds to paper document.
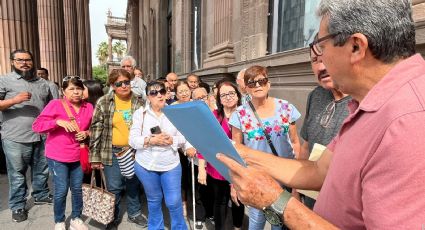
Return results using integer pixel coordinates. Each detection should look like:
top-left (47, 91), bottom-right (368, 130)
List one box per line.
top-left (163, 101), bottom-right (246, 182)
top-left (297, 143), bottom-right (326, 199)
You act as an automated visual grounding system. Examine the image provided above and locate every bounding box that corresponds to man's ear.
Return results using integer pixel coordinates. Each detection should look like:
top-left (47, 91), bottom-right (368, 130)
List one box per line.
top-left (350, 33), bottom-right (368, 64)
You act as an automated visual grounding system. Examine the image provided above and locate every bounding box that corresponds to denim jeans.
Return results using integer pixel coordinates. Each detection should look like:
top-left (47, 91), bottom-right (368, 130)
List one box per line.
top-left (103, 148), bottom-right (142, 220)
top-left (47, 158), bottom-right (83, 223)
top-left (134, 162), bottom-right (187, 230)
top-left (2, 139), bottom-right (49, 211)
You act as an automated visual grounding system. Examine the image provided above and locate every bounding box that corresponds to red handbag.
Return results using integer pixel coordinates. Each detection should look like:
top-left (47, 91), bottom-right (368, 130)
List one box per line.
top-left (61, 100), bottom-right (92, 174)
top-left (79, 144), bottom-right (92, 174)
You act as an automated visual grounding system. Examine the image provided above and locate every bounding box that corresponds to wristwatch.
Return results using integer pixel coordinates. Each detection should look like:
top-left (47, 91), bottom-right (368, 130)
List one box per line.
top-left (263, 190), bottom-right (291, 226)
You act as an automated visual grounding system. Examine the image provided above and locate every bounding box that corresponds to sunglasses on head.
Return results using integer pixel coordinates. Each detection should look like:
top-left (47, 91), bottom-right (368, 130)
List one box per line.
top-left (148, 88), bottom-right (167, 96)
top-left (114, 80), bottom-right (131, 87)
top-left (63, 75), bottom-right (81, 82)
top-left (246, 78), bottom-right (269, 88)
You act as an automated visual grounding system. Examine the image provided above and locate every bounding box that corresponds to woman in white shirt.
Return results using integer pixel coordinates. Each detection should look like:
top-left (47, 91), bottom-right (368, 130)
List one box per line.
top-left (129, 81), bottom-right (195, 230)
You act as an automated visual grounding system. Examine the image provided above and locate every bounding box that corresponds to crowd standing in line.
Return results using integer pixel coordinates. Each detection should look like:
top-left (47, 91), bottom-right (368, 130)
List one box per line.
top-left (3, 2), bottom-right (425, 230)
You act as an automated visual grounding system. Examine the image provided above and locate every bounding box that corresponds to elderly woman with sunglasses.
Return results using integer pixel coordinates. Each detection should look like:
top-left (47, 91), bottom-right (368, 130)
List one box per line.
top-left (229, 65), bottom-right (301, 230)
top-left (129, 81), bottom-right (196, 230)
top-left (89, 69), bottom-right (147, 228)
top-left (32, 76), bottom-right (93, 230)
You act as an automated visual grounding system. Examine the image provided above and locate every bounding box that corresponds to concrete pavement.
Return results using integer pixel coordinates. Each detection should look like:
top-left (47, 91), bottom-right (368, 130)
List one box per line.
top-left (0, 173), bottom-right (273, 230)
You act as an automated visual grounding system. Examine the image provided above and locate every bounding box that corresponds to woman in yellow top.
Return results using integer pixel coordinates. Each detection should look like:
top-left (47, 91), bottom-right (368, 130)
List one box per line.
top-left (89, 69), bottom-right (147, 228)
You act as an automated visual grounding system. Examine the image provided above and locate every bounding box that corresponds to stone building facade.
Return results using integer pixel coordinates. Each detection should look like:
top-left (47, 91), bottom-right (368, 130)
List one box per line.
top-left (126, 0), bottom-right (425, 116)
top-left (0, 0), bottom-right (92, 83)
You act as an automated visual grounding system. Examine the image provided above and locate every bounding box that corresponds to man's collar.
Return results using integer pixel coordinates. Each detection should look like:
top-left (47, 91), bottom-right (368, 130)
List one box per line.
top-left (12, 71), bottom-right (39, 82)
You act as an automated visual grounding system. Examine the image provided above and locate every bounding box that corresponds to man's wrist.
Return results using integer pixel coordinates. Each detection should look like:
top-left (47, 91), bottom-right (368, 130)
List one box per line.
top-left (263, 190), bottom-right (292, 226)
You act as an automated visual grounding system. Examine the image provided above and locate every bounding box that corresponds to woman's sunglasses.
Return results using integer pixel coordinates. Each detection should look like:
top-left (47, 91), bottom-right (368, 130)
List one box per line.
top-left (148, 88), bottom-right (167, 96)
top-left (114, 80), bottom-right (131, 87)
top-left (246, 78), bottom-right (269, 88)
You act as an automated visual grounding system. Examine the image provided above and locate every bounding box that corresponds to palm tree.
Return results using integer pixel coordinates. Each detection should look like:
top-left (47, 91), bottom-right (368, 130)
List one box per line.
top-left (113, 41), bottom-right (127, 60)
top-left (96, 41), bottom-right (109, 65)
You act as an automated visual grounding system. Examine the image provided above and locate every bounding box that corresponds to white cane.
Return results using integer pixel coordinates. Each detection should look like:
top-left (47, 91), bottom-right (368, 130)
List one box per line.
top-left (191, 158), bottom-right (196, 229)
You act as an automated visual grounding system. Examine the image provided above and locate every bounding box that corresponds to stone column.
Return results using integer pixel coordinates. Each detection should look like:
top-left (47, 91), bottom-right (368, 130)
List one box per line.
top-left (63, 0), bottom-right (79, 76)
top-left (203, 0), bottom-right (235, 68)
top-left (37, 0), bottom-right (66, 84)
top-left (108, 36), bottom-right (113, 62)
top-left (84, 0), bottom-right (92, 79)
top-left (76, 0), bottom-right (87, 79)
top-left (129, 0), bottom-right (140, 62)
top-left (0, 0), bottom-right (40, 74)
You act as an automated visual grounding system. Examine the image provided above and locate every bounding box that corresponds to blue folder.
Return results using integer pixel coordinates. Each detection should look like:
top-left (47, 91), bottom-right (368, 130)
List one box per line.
top-left (163, 101), bottom-right (246, 182)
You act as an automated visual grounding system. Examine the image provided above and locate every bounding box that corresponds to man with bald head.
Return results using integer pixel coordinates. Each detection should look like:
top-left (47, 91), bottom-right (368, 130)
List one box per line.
top-left (235, 68), bottom-right (250, 104)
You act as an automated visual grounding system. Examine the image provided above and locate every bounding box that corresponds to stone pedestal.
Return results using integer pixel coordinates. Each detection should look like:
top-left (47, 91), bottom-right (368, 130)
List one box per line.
top-left (203, 0), bottom-right (235, 68)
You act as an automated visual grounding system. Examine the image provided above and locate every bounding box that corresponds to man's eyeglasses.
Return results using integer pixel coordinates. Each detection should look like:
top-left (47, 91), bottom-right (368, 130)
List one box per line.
top-left (309, 33), bottom-right (340, 57)
top-left (246, 78), bottom-right (268, 88)
top-left (63, 75), bottom-right (81, 82)
top-left (13, 58), bottom-right (32, 64)
top-left (148, 88), bottom-right (167, 96)
top-left (320, 101), bottom-right (336, 128)
top-left (114, 80), bottom-right (131, 88)
top-left (219, 91), bottom-right (237, 99)
top-left (121, 65), bottom-right (133, 68)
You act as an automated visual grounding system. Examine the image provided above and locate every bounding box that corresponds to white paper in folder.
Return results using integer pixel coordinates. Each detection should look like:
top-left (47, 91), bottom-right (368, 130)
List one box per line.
top-left (297, 143), bottom-right (326, 199)
top-left (163, 101), bottom-right (246, 182)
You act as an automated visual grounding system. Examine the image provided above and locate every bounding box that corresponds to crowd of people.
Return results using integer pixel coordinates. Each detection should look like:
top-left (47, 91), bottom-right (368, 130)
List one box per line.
top-left (0, 0), bottom-right (424, 230)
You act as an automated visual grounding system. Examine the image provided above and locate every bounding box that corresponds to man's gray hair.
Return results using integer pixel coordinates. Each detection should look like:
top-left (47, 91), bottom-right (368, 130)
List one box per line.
top-left (120, 55), bottom-right (137, 67)
top-left (237, 68), bottom-right (247, 80)
top-left (192, 87), bottom-right (207, 98)
top-left (317, 0), bottom-right (415, 63)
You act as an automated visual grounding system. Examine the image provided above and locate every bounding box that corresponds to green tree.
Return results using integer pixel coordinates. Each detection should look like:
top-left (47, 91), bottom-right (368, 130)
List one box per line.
top-left (92, 65), bottom-right (108, 84)
top-left (113, 41), bottom-right (127, 60)
top-left (96, 41), bottom-right (109, 65)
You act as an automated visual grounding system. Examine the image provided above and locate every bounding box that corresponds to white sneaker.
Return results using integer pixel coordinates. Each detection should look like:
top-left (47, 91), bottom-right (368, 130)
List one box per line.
top-left (54, 222), bottom-right (66, 230)
top-left (70, 218), bottom-right (88, 230)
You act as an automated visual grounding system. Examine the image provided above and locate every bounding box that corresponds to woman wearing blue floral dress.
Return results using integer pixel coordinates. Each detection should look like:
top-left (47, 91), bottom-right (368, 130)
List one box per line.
top-left (229, 65), bottom-right (301, 230)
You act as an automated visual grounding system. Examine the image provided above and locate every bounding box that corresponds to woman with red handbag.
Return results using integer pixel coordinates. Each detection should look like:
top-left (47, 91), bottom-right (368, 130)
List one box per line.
top-left (32, 76), bottom-right (93, 230)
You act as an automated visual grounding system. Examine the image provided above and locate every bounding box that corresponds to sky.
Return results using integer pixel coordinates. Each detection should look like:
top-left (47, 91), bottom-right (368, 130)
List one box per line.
top-left (89, 0), bottom-right (127, 66)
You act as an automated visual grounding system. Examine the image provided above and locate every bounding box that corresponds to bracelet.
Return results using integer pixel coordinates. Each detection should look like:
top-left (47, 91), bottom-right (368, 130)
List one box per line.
top-left (144, 136), bottom-right (151, 147)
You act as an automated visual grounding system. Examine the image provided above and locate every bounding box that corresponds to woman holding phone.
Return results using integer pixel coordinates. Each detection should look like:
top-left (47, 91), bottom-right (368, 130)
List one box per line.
top-left (129, 81), bottom-right (196, 230)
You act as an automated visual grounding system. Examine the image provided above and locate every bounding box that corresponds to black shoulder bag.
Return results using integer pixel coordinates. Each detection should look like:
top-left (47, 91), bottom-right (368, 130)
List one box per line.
top-left (248, 101), bottom-right (279, 156)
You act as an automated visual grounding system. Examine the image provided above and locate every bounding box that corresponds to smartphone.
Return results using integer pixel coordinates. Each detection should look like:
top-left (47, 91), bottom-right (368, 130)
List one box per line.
top-left (150, 126), bottom-right (162, 134)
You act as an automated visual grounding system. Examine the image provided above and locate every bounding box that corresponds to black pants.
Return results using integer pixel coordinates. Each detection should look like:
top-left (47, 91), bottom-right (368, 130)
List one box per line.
top-left (179, 149), bottom-right (189, 202)
top-left (0, 133), bottom-right (6, 174)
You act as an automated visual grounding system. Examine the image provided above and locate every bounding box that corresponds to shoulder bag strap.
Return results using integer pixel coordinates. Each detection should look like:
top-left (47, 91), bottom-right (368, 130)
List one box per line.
top-left (141, 110), bottom-right (147, 134)
top-left (61, 99), bottom-right (81, 132)
top-left (248, 101), bottom-right (279, 156)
